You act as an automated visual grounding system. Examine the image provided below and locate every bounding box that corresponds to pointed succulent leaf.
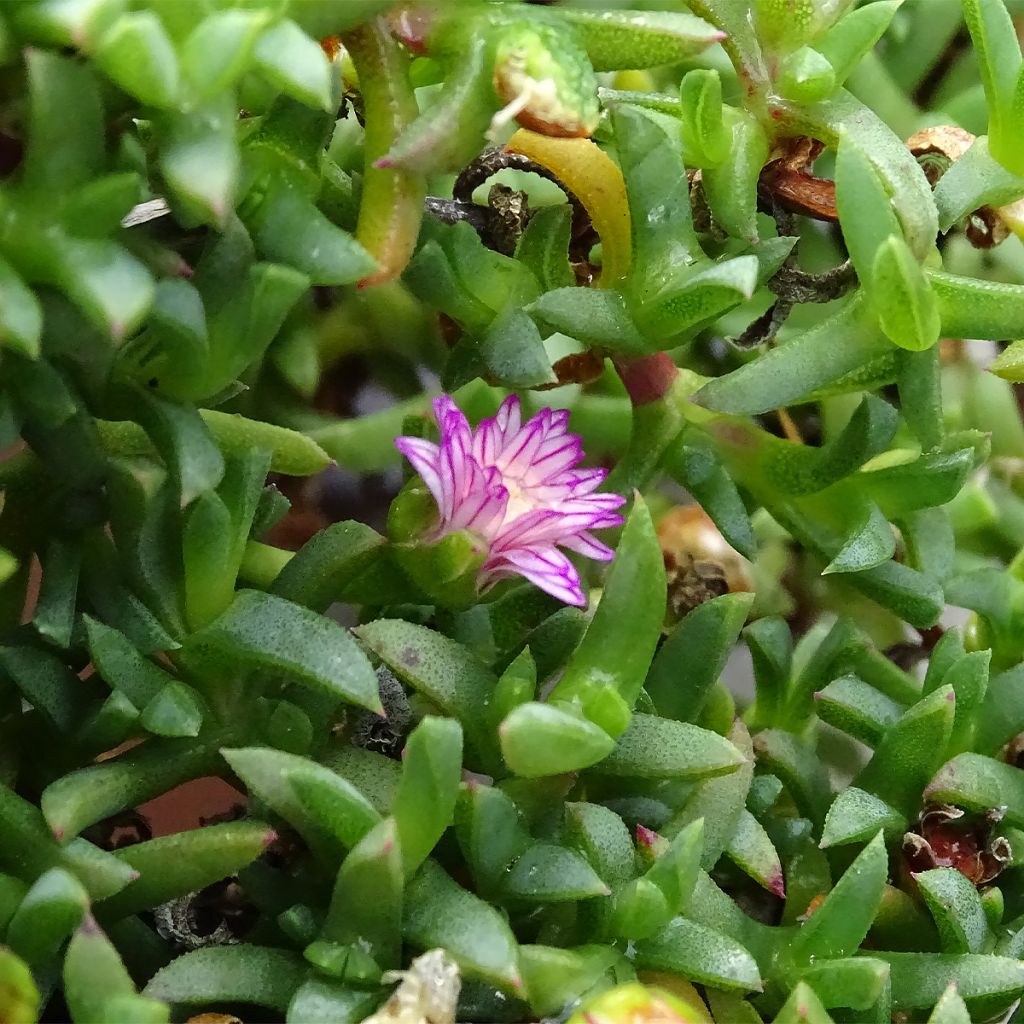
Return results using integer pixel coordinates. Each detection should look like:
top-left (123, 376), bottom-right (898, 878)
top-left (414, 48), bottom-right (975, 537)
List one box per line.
top-left (100, 821), bottom-right (276, 920)
top-left (647, 593), bottom-right (754, 723)
top-left (67, 918), bottom-right (169, 1023)
top-left (502, 842), bottom-right (610, 902)
top-left (195, 590), bottom-right (380, 712)
top-left (549, 497), bottom-right (665, 735)
top-left (320, 818), bottom-right (403, 970)
top-left (926, 983), bottom-right (972, 1024)
top-left (633, 917), bottom-right (762, 992)
top-left (818, 2), bottom-right (902, 85)
top-left (925, 752), bottom-right (1024, 826)
top-left (393, 717), bottom-right (463, 878)
top-left (820, 787), bottom-right (907, 849)
top-left (594, 713), bottom-right (745, 782)
top-left (726, 810), bottom-right (785, 898)
top-left (915, 868), bottom-right (990, 954)
top-left (144, 945), bottom-right (304, 1013)
top-left (564, 802), bottom-right (635, 888)
top-left (879, 951), bottom-right (1024, 1014)
top-left (553, 8), bottom-right (724, 70)
top-left (403, 859), bottom-right (522, 991)
top-left (528, 287), bottom-right (650, 353)
top-left (815, 675), bottom-right (904, 746)
top-left (856, 685), bottom-right (955, 817)
top-left (456, 784), bottom-right (531, 895)
top-left (662, 720), bottom-right (752, 870)
top-left (786, 832), bottom-right (889, 970)
top-left (500, 701), bottom-right (616, 777)
top-left (795, 957), bottom-right (891, 1011)
top-left (519, 945), bottom-right (619, 1017)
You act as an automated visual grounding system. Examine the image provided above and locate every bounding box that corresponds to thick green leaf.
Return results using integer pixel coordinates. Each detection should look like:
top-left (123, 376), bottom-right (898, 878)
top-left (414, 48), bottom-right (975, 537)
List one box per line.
top-left (456, 784), bottom-right (530, 896)
top-left (355, 619), bottom-right (492, 743)
top-left (514, 206), bottom-right (575, 292)
top-left (500, 701), bottom-right (616, 777)
top-left (528, 287), bottom-right (649, 353)
top-left (286, 978), bottom-right (379, 1024)
top-left (41, 737), bottom-right (222, 841)
top-left (100, 821), bottom-right (275, 919)
top-left (871, 235), bottom-right (940, 352)
top-left (818, 1), bottom-right (901, 85)
top-left (245, 177), bottom-right (375, 286)
top-left (934, 136), bottom-right (1024, 231)
top-left (0, 782), bottom-right (136, 900)
top-left (696, 295), bottom-right (891, 415)
top-left (774, 982), bottom-right (835, 1024)
top-left (820, 787), bottom-right (906, 849)
top-left (962, 0), bottom-right (1023, 172)
top-left (879, 951), bottom-right (1024, 1013)
top-left (502, 842), bottom-right (610, 902)
top-left (95, 10), bottom-right (178, 107)
top-left (158, 96), bottom-right (239, 227)
top-left (926, 983), bottom-right (972, 1024)
top-left (680, 69), bottom-right (728, 167)
top-left (555, 8), bottom-right (724, 70)
top-left (221, 746), bottom-right (380, 864)
top-left (633, 917), bottom-right (762, 992)
top-left (403, 859), bottom-right (521, 990)
top-left (647, 593), bottom-right (753, 722)
top-left (0, 947), bottom-right (39, 1024)
top-left (925, 752), bottom-right (1024, 826)
top-left (662, 720), bottom-right (752, 870)
top-left (0, 644), bottom-right (93, 733)
top-left (254, 19), bottom-right (334, 112)
top-left (670, 443), bottom-right (755, 558)
top-left (393, 717), bottom-right (462, 877)
top-left (144, 945), bottom-right (304, 1013)
top-left (85, 617), bottom-right (175, 710)
top-left (0, 259), bottom-right (42, 359)
top-left (929, 269), bottom-right (1024, 341)
top-left (480, 305), bottom-right (556, 388)
top-left (520, 945), bottom-right (618, 1017)
top-left (6, 867), bottom-right (88, 966)
top-left (320, 818), bottom-right (403, 970)
top-left (915, 868), bottom-right (990, 954)
top-left (726, 810), bottom-right (785, 898)
top-left (594, 713), bottom-right (745, 781)
top-left (796, 957), bottom-right (890, 1011)
top-left (856, 685), bottom-right (955, 817)
top-left (549, 497), bottom-right (665, 736)
top-left (786, 832), bottom-right (888, 971)
top-left (180, 8), bottom-right (269, 99)
top-left (751, 729), bottom-right (831, 825)
top-left (66, 918), bottom-right (168, 1023)
top-left (194, 590), bottom-right (381, 712)
top-left (815, 675), bottom-right (903, 747)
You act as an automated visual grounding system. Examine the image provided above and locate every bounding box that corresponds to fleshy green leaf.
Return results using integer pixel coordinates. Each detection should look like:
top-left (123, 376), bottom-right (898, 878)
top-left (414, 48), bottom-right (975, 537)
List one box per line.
top-left (633, 917), bottom-right (762, 992)
top-left (403, 859), bottom-right (522, 990)
top-left (915, 868), bottom-right (990, 954)
top-left (193, 590), bottom-right (381, 712)
top-left (144, 945), bottom-right (304, 1013)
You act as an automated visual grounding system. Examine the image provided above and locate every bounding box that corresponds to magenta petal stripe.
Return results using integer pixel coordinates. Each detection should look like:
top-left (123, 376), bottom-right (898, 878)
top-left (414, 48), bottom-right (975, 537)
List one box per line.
top-left (396, 395), bottom-right (625, 606)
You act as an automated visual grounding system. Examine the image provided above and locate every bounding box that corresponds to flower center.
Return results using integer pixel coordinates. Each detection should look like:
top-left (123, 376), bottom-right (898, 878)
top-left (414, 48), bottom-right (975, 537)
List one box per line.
top-left (503, 478), bottom-right (537, 525)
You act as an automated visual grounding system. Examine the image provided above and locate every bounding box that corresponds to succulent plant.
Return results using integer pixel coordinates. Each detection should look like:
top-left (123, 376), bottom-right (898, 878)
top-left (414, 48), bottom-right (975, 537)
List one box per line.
top-left (4, 1), bottom-right (1024, 1022)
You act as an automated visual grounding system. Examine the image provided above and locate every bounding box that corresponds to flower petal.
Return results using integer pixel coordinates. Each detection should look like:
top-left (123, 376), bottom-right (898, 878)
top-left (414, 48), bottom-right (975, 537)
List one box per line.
top-left (395, 436), bottom-right (444, 507)
top-left (560, 531), bottom-right (616, 561)
top-left (494, 394), bottom-right (522, 445)
top-left (494, 546), bottom-right (586, 606)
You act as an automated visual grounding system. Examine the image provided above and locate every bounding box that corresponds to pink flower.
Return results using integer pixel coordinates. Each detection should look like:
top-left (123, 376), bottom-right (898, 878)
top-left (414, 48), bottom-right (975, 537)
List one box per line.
top-left (395, 395), bottom-right (626, 606)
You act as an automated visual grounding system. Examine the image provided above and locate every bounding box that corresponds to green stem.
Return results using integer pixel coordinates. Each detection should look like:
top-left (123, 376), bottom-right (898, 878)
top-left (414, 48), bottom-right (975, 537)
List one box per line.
top-left (343, 17), bottom-right (427, 287)
top-left (239, 541), bottom-right (294, 589)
